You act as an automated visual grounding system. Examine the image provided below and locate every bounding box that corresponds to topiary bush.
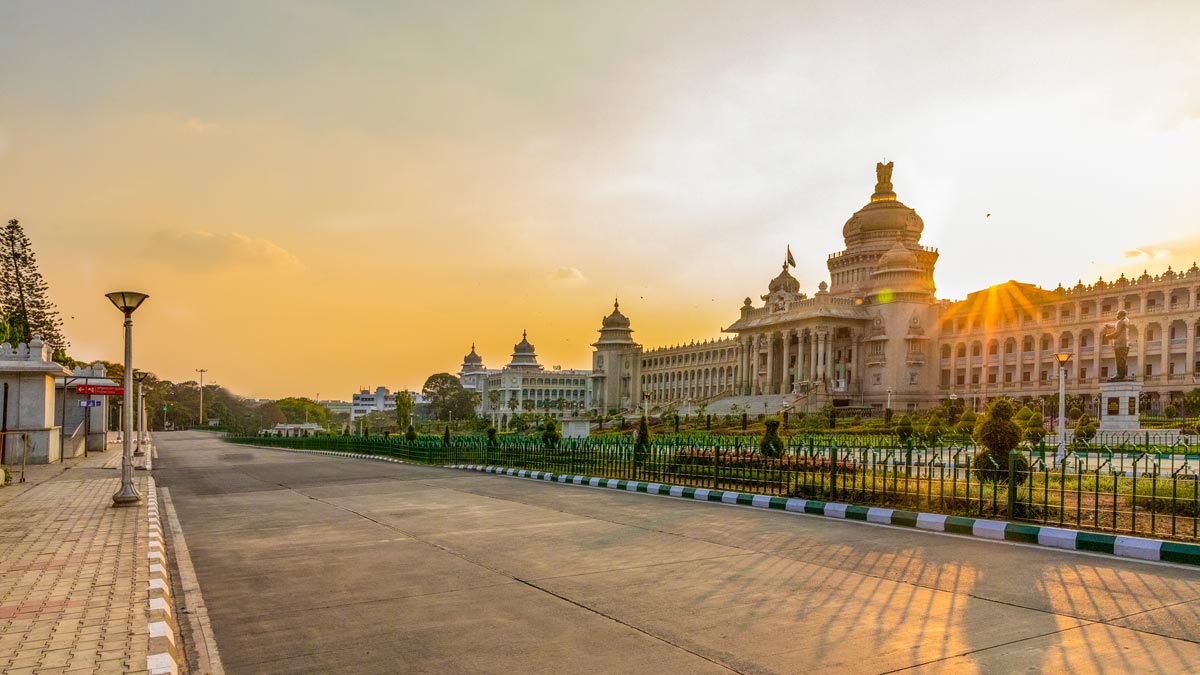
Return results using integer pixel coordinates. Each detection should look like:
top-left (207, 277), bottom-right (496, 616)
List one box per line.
top-left (1164, 403), bottom-right (1179, 419)
top-left (540, 418), bottom-right (560, 448)
top-left (405, 424), bottom-right (417, 442)
top-left (973, 398), bottom-right (1028, 484)
top-left (1023, 411), bottom-right (1046, 445)
top-left (923, 412), bottom-right (945, 444)
top-left (760, 419), bottom-right (785, 458)
top-left (634, 415), bottom-right (651, 464)
top-left (1073, 413), bottom-right (1097, 446)
top-left (486, 426), bottom-right (497, 444)
top-left (442, 426), bottom-right (450, 445)
top-left (895, 415), bottom-right (914, 444)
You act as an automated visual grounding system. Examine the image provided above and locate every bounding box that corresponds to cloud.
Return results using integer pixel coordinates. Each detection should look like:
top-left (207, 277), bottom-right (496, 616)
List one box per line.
top-left (182, 118), bottom-right (218, 134)
top-left (550, 266), bottom-right (585, 283)
top-left (143, 230), bottom-right (301, 271)
top-left (1122, 247), bottom-right (1170, 261)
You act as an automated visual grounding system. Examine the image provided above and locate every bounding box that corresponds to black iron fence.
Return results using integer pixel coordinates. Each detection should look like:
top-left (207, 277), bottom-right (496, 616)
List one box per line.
top-left (226, 433), bottom-right (1200, 543)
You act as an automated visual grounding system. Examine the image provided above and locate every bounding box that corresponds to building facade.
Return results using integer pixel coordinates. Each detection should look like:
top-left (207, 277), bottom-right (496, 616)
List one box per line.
top-left (606, 163), bottom-right (1200, 416)
top-left (459, 332), bottom-right (592, 425)
top-left (451, 163), bottom-right (1200, 418)
top-left (350, 386), bottom-right (396, 421)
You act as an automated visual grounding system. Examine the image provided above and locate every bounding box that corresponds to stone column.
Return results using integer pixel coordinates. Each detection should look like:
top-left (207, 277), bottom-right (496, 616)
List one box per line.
top-left (1162, 334), bottom-right (1170, 381)
top-left (794, 332), bottom-right (805, 391)
top-left (1093, 331), bottom-right (1102, 385)
top-left (1188, 320), bottom-right (1197, 379)
top-left (781, 330), bottom-right (791, 395)
top-left (1136, 327), bottom-right (1147, 381)
top-left (823, 331), bottom-right (834, 382)
top-left (764, 333), bottom-right (775, 396)
top-left (810, 331), bottom-right (819, 382)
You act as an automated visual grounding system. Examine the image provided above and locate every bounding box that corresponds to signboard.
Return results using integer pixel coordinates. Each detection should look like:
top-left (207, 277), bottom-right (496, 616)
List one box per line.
top-left (75, 385), bottom-right (124, 396)
top-left (79, 400), bottom-right (102, 408)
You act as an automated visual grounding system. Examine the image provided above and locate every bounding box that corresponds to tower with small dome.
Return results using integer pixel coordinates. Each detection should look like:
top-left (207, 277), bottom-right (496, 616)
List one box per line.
top-left (590, 300), bottom-right (642, 413)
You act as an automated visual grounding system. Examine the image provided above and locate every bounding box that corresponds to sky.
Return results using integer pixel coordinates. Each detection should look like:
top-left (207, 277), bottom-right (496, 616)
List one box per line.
top-left (2, 1), bottom-right (1199, 400)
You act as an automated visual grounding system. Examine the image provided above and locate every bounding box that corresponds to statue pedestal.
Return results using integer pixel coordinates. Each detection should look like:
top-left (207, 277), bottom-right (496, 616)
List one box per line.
top-left (1098, 380), bottom-right (1142, 431)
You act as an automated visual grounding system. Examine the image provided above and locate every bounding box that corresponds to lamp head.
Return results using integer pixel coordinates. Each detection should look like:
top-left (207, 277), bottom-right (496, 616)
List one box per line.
top-left (1052, 351), bottom-right (1073, 365)
top-left (105, 291), bottom-right (148, 316)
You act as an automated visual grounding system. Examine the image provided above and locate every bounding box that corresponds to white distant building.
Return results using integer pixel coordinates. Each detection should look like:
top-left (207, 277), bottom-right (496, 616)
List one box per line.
top-left (351, 386), bottom-right (395, 421)
top-left (458, 331), bottom-right (592, 428)
top-left (268, 422), bottom-right (323, 437)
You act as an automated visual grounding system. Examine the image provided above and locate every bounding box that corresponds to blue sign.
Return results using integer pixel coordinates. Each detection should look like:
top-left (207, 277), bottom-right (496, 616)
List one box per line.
top-left (79, 400), bottom-right (102, 408)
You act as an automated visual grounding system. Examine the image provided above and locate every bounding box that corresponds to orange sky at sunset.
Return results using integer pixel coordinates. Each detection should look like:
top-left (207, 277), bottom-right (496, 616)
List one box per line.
top-left (3, 2), bottom-right (1199, 399)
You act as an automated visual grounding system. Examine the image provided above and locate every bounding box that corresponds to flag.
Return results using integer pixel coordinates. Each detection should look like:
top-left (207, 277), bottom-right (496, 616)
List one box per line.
top-left (786, 245), bottom-right (796, 268)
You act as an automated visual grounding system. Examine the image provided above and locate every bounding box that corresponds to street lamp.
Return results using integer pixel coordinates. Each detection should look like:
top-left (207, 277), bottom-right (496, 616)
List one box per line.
top-left (1052, 351), bottom-right (1073, 464)
top-left (195, 368), bottom-right (208, 426)
top-left (132, 370), bottom-right (149, 456)
top-left (886, 386), bottom-right (893, 423)
top-left (106, 291), bottom-right (148, 506)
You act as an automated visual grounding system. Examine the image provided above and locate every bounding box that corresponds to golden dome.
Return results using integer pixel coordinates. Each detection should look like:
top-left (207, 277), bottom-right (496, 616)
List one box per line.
top-left (842, 162), bottom-right (924, 245)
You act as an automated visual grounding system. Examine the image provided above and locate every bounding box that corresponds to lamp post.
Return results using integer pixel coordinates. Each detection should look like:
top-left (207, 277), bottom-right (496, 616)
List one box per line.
top-left (106, 291), bottom-right (148, 506)
top-left (1053, 351), bottom-right (1073, 465)
top-left (642, 391), bottom-right (650, 419)
top-left (195, 368), bottom-right (208, 426)
top-left (132, 370), bottom-right (149, 456)
top-left (886, 386), bottom-right (893, 424)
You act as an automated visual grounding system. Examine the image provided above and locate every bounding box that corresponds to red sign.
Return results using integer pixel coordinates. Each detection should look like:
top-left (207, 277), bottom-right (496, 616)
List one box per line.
top-left (75, 385), bottom-right (124, 396)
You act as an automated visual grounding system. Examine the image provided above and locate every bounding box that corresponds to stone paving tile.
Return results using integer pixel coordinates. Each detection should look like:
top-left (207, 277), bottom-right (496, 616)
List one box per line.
top-left (0, 453), bottom-right (151, 675)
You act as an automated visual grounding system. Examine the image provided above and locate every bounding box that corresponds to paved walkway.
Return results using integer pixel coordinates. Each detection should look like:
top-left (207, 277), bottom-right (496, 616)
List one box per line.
top-left (0, 450), bottom-right (156, 675)
top-left (157, 432), bottom-right (1200, 675)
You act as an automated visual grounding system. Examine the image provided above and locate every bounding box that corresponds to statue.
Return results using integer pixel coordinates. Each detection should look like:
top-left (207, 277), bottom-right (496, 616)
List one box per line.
top-left (876, 161), bottom-right (894, 186)
top-left (1101, 310), bottom-right (1131, 380)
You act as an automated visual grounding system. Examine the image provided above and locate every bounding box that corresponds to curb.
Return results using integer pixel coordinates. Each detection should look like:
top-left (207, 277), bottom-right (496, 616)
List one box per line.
top-left (146, 478), bottom-right (183, 675)
top-left (446, 464), bottom-right (1200, 569)
top-left (258, 446), bottom-right (412, 464)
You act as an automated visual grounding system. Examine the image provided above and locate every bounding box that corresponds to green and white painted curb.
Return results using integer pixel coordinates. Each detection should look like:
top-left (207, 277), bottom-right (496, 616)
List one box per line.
top-left (447, 463), bottom-right (1200, 568)
top-left (261, 447), bottom-right (413, 464)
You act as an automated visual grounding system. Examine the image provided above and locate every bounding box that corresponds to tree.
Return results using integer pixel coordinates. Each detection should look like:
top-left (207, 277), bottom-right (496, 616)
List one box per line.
top-left (0, 220), bottom-right (66, 347)
top-left (276, 398), bottom-right (329, 427)
top-left (256, 401), bottom-right (287, 429)
top-left (421, 373), bottom-right (476, 421)
top-left (394, 390), bottom-right (415, 427)
top-left (539, 418), bottom-right (559, 448)
top-left (634, 415), bottom-right (651, 464)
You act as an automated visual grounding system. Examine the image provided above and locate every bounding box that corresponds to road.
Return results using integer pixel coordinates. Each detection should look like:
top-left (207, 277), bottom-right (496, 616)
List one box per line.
top-left (155, 431), bottom-right (1200, 674)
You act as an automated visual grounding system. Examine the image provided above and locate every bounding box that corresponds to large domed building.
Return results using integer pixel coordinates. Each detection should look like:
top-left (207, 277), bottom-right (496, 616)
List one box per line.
top-left (458, 162), bottom-right (1200, 420)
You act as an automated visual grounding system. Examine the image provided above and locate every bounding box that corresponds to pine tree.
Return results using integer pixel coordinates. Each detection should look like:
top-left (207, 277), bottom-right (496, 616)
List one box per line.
top-left (0, 220), bottom-right (67, 348)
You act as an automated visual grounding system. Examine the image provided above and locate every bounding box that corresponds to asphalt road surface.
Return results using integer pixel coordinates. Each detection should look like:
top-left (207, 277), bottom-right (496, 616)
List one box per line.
top-left (155, 431), bottom-right (1200, 674)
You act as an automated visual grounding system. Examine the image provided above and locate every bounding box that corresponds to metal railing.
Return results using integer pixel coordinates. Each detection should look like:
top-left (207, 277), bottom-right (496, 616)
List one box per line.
top-left (225, 432), bottom-right (1200, 543)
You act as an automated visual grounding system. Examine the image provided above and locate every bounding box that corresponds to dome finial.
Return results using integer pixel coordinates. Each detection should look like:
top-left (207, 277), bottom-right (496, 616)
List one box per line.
top-left (614, 297), bottom-right (619, 310)
top-left (522, 329), bottom-right (527, 339)
top-left (872, 161), bottom-right (896, 202)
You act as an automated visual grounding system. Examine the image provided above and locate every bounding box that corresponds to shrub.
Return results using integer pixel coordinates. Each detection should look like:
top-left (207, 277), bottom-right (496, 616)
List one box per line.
top-left (760, 419), bottom-right (785, 458)
top-left (405, 425), bottom-right (417, 442)
top-left (1014, 406), bottom-right (1033, 424)
top-left (972, 447), bottom-right (1030, 484)
top-left (974, 398), bottom-right (1027, 484)
top-left (1164, 403), bottom-right (1179, 419)
top-left (895, 415), bottom-right (914, 444)
top-left (1023, 411), bottom-right (1046, 445)
top-left (540, 418), bottom-right (560, 448)
top-left (634, 415), bottom-right (650, 463)
top-left (442, 426), bottom-right (450, 445)
top-left (955, 409), bottom-right (977, 437)
top-left (486, 427), bottom-right (497, 444)
top-left (923, 412), bottom-right (945, 443)
top-left (1074, 413), bottom-right (1097, 445)
top-left (1068, 406), bottom-right (1083, 422)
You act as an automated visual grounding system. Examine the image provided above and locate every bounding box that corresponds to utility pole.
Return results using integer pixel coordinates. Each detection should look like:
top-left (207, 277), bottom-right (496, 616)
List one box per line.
top-left (195, 368), bottom-right (208, 426)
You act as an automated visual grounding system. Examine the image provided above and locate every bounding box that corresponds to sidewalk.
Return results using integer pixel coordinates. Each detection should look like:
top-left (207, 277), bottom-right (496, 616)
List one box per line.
top-left (0, 449), bottom-right (175, 674)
